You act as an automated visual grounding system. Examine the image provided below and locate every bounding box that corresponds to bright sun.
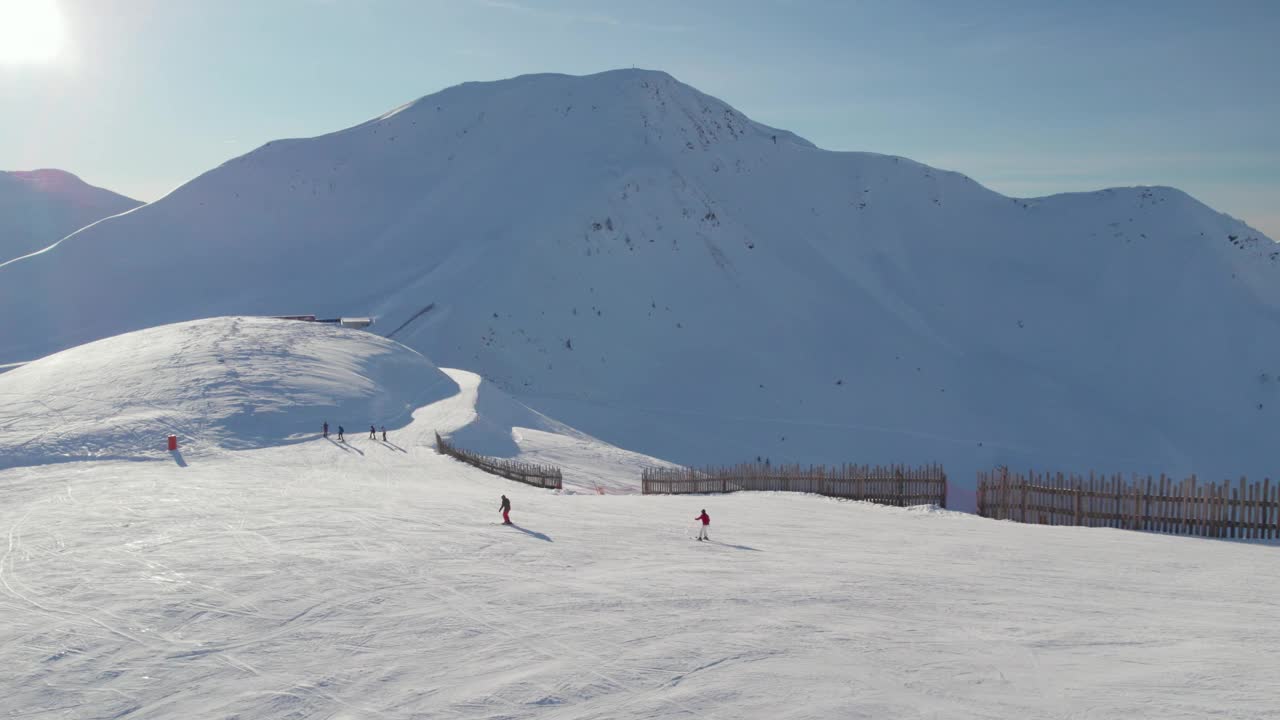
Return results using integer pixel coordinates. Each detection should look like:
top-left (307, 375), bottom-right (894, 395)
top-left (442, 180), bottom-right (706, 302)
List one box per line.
top-left (0, 0), bottom-right (68, 65)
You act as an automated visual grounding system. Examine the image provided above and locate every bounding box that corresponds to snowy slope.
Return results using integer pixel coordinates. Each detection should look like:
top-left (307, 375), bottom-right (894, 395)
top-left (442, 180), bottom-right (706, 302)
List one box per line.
top-left (430, 368), bottom-right (675, 493)
top-left (0, 169), bottom-right (141, 263)
top-left (0, 316), bottom-right (663, 489)
top-left (1, 70), bottom-right (1277, 506)
top-left (2, 395), bottom-right (1277, 718)
top-left (0, 316), bottom-right (457, 468)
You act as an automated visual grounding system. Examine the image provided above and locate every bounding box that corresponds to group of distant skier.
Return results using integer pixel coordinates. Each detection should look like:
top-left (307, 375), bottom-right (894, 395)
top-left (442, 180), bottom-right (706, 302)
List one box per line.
top-left (319, 424), bottom-right (714, 540)
top-left (493, 493), bottom-right (710, 539)
top-left (322, 421), bottom-right (386, 443)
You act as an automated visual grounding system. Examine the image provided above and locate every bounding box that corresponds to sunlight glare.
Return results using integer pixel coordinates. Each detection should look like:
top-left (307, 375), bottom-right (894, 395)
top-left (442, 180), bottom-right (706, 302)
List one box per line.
top-left (0, 0), bottom-right (68, 65)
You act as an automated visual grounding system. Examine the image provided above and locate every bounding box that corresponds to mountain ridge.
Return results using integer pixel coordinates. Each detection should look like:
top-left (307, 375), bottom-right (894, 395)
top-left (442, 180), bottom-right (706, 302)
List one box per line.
top-left (1, 69), bottom-right (1275, 506)
top-left (0, 168), bottom-right (142, 264)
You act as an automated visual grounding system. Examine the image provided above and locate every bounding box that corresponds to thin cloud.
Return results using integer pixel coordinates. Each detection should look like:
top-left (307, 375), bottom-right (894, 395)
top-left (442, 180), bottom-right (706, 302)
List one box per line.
top-left (924, 148), bottom-right (1280, 181)
top-left (472, 0), bottom-right (690, 32)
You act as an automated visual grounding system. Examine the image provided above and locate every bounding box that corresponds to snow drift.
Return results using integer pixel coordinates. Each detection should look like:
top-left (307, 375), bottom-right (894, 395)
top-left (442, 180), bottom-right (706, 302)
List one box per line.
top-left (425, 367), bottom-right (674, 493)
top-left (0, 169), bottom-right (141, 264)
top-left (1, 70), bottom-right (1277, 505)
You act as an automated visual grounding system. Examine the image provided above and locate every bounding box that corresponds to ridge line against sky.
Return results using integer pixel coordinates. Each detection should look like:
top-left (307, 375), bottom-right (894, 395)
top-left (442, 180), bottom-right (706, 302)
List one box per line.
top-left (2, 0), bottom-right (1277, 239)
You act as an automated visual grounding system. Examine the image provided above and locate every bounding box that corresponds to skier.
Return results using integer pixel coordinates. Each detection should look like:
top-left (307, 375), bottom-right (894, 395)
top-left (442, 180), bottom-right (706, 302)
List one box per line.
top-left (323, 421), bottom-right (329, 438)
top-left (337, 425), bottom-right (345, 442)
top-left (499, 494), bottom-right (512, 525)
top-left (369, 424), bottom-right (376, 440)
top-left (695, 509), bottom-right (710, 541)
top-left (381, 426), bottom-right (387, 442)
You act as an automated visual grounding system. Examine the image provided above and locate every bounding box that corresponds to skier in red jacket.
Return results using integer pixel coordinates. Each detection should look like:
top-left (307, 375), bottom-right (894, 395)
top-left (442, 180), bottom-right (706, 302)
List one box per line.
top-left (695, 509), bottom-right (710, 541)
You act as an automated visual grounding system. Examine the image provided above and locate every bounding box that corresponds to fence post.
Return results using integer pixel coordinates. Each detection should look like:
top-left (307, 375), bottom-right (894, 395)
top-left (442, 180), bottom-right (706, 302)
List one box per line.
top-left (1239, 476), bottom-right (1248, 539)
top-left (1209, 482), bottom-right (1218, 538)
top-left (1273, 479), bottom-right (1279, 541)
top-left (1074, 480), bottom-right (1082, 526)
top-left (1245, 479), bottom-right (1255, 540)
top-left (1219, 481), bottom-right (1228, 538)
top-left (1020, 471), bottom-right (1028, 523)
top-left (1136, 476), bottom-right (1143, 531)
top-left (1229, 482), bottom-right (1238, 539)
top-left (1265, 477), bottom-right (1274, 540)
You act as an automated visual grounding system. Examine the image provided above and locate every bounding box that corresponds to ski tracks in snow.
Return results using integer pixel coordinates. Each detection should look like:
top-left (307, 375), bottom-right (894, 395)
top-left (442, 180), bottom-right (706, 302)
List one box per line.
top-left (2, 427), bottom-right (1279, 718)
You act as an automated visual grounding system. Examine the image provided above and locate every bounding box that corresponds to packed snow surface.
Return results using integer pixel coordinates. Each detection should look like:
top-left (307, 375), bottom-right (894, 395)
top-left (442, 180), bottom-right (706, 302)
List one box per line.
top-left (0, 169), bottom-right (141, 264)
top-left (2, 70), bottom-right (1278, 507)
top-left (1, 318), bottom-right (1276, 717)
top-left (2, 404), bottom-right (1276, 718)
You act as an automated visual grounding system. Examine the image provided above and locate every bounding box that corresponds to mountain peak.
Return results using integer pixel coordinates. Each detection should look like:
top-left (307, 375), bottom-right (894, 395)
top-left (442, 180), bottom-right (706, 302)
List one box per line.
top-left (6, 167), bottom-right (87, 190)
top-left (1, 71), bottom-right (1276, 505)
top-left (0, 169), bottom-right (143, 264)
top-left (361, 67), bottom-right (816, 152)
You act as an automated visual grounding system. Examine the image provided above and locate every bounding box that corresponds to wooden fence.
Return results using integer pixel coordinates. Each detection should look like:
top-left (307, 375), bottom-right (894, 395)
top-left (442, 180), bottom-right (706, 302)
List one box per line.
top-left (977, 468), bottom-right (1280, 539)
top-left (434, 432), bottom-right (563, 490)
top-left (642, 462), bottom-right (947, 508)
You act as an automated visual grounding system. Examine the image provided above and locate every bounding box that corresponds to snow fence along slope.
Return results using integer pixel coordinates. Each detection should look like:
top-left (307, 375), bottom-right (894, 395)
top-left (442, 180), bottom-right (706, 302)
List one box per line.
top-left (1, 414), bottom-right (1278, 718)
top-left (427, 367), bottom-right (674, 493)
top-left (2, 70), bottom-right (1278, 505)
top-left (0, 316), bottom-right (458, 468)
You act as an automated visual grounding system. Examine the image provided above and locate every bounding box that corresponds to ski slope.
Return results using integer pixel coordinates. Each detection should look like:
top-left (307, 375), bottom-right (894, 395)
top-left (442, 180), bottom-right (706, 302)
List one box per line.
top-left (2, 395), bottom-right (1277, 718)
top-left (2, 70), bottom-right (1277, 509)
top-left (0, 316), bottom-right (458, 470)
top-left (0, 317), bottom-right (663, 492)
top-left (0, 319), bottom-right (1274, 718)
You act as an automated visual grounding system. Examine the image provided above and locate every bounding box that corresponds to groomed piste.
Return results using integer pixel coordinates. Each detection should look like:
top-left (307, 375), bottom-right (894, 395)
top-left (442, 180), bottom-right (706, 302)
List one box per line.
top-left (1, 317), bottom-right (1275, 718)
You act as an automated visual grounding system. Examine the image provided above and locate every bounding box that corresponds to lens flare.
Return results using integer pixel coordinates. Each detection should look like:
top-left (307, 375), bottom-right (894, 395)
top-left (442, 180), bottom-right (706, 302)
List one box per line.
top-left (0, 0), bottom-right (68, 65)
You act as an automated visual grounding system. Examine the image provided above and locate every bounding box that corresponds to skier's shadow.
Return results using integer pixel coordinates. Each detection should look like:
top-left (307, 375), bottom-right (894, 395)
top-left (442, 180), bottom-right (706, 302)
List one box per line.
top-left (379, 440), bottom-right (407, 453)
top-left (710, 541), bottom-right (760, 552)
top-left (511, 525), bottom-right (552, 542)
top-left (170, 450), bottom-right (187, 467)
top-left (326, 436), bottom-right (364, 456)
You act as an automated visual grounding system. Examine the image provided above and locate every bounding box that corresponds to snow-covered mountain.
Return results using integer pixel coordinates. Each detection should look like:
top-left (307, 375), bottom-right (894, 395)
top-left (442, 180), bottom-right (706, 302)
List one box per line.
top-left (1, 69), bottom-right (1276, 505)
top-left (0, 168), bottom-right (142, 263)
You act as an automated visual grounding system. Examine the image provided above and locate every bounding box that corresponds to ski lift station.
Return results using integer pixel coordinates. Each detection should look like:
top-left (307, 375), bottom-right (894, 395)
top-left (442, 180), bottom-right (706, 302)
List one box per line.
top-left (271, 315), bottom-right (374, 329)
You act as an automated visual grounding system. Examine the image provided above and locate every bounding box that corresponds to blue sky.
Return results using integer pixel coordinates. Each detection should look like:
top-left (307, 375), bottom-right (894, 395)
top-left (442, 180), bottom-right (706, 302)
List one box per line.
top-left (4, 0), bottom-right (1278, 239)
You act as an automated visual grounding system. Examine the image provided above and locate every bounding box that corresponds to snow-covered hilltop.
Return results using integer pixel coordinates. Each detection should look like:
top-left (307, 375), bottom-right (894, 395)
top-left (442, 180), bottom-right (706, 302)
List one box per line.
top-left (0, 317), bottom-right (458, 468)
top-left (0, 168), bottom-right (141, 263)
top-left (0, 316), bottom-right (664, 489)
top-left (1, 69), bottom-right (1276, 504)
